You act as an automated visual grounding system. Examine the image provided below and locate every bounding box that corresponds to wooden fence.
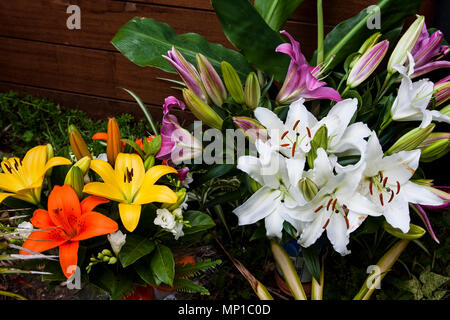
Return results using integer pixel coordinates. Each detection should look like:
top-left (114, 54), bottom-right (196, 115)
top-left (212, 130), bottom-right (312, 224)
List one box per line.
top-left (0, 0), bottom-right (435, 122)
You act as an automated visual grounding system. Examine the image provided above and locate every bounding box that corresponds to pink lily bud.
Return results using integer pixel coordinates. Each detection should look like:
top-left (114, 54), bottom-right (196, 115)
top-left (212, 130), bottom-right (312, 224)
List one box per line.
top-left (434, 75), bottom-right (450, 107)
top-left (409, 23), bottom-right (450, 79)
top-left (163, 46), bottom-right (209, 102)
top-left (232, 116), bottom-right (267, 143)
top-left (196, 53), bottom-right (227, 106)
top-left (347, 40), bottom-right (389, 88)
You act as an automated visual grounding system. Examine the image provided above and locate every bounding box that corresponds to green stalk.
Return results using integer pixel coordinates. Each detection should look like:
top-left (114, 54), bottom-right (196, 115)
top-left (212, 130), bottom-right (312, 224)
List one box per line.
top-left (316, 0), bottom-right (324, 65)
top-left (122, 88), bottom-right (159, 135)
top-left (311, 256), bottom-right (324, 300)
top-left (270, 241), bottom-right (307, 300)
top-left (354, 239), bottom-right (410, 300)
top-left (0, 290), bottom-right (27, 300)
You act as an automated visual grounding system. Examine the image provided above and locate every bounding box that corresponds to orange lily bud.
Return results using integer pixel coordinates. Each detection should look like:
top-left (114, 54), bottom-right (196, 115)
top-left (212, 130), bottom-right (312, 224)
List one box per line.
top-left (106, 117), bottom-right (121, 166)
top-left (68, 125), bottom-right (91, 161)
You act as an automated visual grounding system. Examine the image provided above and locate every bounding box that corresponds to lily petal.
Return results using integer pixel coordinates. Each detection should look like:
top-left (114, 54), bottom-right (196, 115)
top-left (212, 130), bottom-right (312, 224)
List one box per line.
top-left (401, 181), bottom-right (444, 206)
top-left (118, 203), bottom-right (142, 232)
top-left (83, 182), bottom-right (126, 203)
top-left (89, 159), bottom-right (117, 185)
top-left (80, 196), bottom-right (110, 214)
top-left (326, 214), bottom-right (351, 255)
top-left (141, 165), bottom-right (178, 187)
top-left (30, 209), bottom-right (54, 229)
top-left (383, 196), bottom-right (411, 233)
top-left (233, 187), bottom-right (278, 226)
top-left (72, 212), bottom-right (118, 241)
top-left (59, 241), bottom-right (79, 278)
top-left (133, 185), bottom-right (178, 205)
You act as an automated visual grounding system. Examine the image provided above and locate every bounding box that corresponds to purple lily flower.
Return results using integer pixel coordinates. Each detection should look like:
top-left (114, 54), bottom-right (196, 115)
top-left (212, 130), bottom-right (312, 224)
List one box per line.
top-left (409, 23), bottom-right (450, 79)
top-left (163, 47), bottom-right (209, 102)
top-left (156, 96), bottom-right (203, 164)
top-left (275, 30), bottom-right (342, 105)
top-left (434, 75), bottom-right (450, 106)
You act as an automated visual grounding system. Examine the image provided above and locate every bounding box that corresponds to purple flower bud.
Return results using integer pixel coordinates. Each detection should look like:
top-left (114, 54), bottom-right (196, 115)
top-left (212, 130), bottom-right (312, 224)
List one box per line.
top-left (163, 47), bottom-right (209, 102)
top-left (196, 53), bottom-right (227, 106)
top-left (232, 116), bottom-right (268, 142)
top-left (347, 40), bottom-right (389, 88)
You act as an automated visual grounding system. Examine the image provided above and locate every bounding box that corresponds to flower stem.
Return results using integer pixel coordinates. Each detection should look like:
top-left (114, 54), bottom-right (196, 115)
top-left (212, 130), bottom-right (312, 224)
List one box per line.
top-left (316, 0), bottom-right (324, 65)
top-left (270, 241), bottom-right (307, 300)
top-left (353, 239), bottom-right (410, 300)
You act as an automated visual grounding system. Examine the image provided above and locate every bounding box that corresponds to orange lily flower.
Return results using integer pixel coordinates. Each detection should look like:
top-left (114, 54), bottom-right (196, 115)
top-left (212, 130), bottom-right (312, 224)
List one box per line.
top-left (20, 185), bottom-right (118, 278)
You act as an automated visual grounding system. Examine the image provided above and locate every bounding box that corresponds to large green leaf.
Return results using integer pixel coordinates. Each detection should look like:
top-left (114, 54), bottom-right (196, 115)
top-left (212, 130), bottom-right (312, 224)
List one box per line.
top-left (112, 17), bottom-right (253, 81)
top-left (254, 0), bottom-right (305, 31)
top-left (118, 234), bottom-right (155, 268)
top-left (183, 210), bottom-right (216, 235)
top-left (211, 0), bottom-right (290, 81)
top-left (150, 244), bottom-right (175, 286)
top-left (316, 0), bottom-right (422, 68)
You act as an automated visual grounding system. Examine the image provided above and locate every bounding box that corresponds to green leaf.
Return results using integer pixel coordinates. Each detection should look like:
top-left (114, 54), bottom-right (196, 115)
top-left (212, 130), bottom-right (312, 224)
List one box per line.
top-left (315, 0), bottom-right (422, 69)
top-left (191, 164), bottom-right (234, 187)
top-left (118, 234), bottom-right (155, 268)
top-left (150, 244), bottom-right (175, 286)
top-left (145, 135), bottom-right (162, 156)
top-left (88, 265), bottom-right (134, 300)
top-left (420, 268), bottom-right (450, 299)
top-left (122, 88), bottom-right (158, 135)
top-left (121, 138), bottom-right (144, 158)
top-left (183, 210), bottom-right (216, 235)
top-left (174, 278), bottom-right (210, 295)
top-left (134, 257), bottom-right (162, 286)
top-left (301, 245), bottom-right (321, 282)
top-left (175, 259), bottom-right (222, 279)
top-left (112, 17), bottom-right (253, 81)
top-left (254, 0), bottom-right (305, 31)
top-left (211, 0), bottom-right (290, 81)
top-left (307, 125), bottom-right (328, 168)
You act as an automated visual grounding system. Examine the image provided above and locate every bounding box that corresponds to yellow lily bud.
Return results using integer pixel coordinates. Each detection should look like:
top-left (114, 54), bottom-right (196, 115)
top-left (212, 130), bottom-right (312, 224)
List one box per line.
top-left (385, 123), bottom-right (435, 155)
top-left (68, 125), bottom-right (91, 161)
top-left (64, 166), bottom-right (84, 198)
top-left (244, 72), bottom-right (261, 110)
top-left (221, 61), bottom-right (245, 104)
top-left (106, 117), bottom-right (121, 166)
top-left (73, 156), bottom-right (91, 176)
top-left (162, 188), bottom-right (187, 211)
top-left (182, 88), bottom-right (223, 130)
top-left (387, 15), bottom-right (425, 74)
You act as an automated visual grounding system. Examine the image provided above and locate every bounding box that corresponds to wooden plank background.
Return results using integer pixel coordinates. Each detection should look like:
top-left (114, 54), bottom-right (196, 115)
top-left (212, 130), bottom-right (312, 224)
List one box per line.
top-left (0, 0), bottom-right (435, 122)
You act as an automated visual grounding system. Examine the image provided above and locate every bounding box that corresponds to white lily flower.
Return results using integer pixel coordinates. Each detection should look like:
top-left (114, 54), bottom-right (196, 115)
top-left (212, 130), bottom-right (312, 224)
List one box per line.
top-left (233, 140), bottom-right (310, 238)
top-left (254, 98), bottom-right (370, 171)
top-left (359, 132), bottom-right (444, 233)
top-left (298, 149), bottom-right (382, 255)
top-left (391, 53), bottom-right (450, 128)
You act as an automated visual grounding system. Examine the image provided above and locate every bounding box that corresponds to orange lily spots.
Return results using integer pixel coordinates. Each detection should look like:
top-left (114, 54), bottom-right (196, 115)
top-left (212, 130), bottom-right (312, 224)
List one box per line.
top-left (20, 185), bottom-right (118, 278)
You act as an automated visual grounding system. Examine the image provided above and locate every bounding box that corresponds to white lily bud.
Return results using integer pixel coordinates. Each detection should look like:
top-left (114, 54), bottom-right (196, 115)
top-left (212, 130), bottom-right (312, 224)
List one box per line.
top-left (107, 230), bottom-right (127, 256)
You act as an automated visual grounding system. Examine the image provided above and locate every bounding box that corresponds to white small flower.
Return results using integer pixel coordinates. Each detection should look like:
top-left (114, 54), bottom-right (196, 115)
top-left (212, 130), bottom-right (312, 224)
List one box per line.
top-left (182, 172), bottom-right (194, 187)
top-left (107, 230), bottom-right (127, 256)
top-left (17, 221), bottom-right (33, 239)
top-left (171, 222), bottom-right (185, 240)
top-left (154, 208), bottom-right (176, 230)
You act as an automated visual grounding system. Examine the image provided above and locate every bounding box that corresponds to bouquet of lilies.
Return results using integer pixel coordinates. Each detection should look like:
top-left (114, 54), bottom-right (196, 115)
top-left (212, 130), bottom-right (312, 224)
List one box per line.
top-left (0, 114), bottom-right (220, 299)
top-left (110, 0), bottom-right (450, 300)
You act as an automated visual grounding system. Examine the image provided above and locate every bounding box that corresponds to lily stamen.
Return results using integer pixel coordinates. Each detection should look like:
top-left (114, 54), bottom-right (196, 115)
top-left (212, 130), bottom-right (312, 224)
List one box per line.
top-left (293, 120), bottom-right (300, 131)
top-left (281, 131), bottom-right (289, 140)
top-left (388, 190), bottom-right (395, 203)
top-left (379, 193), bottom-right (384, 206)
top-left (344, 215), bottom-right (350, 229)
top-left (382, 177), bottom-right (388, 187)
top-left (396, 181), bottom-right (401, 194)
top-left (326, 198), bottom-right (333, 210)
top-left (314, 205), bottom-right (324, 213)
top-left (322, 218), bottom-right (330, 229)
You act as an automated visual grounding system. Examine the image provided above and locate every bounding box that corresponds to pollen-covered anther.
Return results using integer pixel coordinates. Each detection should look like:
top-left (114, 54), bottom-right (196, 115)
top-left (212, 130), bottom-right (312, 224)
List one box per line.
top-left (306, 127), bottom-right (311, 138)
top-left (314, 205), bottom-right (323, 213)
top-left (388, 190), bottom-right (395, 203)
top-left (396, 181), bottom-right (401, 194)
top-left (379, 193), bottom-right (384, 206)
top-left (281, 131), bottom-right (289, 140)
top-left (322, 218), bottom-right (330, 229)
top-left (293, 120), bottom-right (300, 131)
top-left (344, 215), bottom-right (349, 229)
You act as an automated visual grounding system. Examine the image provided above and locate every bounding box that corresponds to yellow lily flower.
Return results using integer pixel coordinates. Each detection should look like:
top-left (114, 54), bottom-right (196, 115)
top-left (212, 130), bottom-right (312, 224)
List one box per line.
top-left (83, 153), bottom-right (178, 232)
top-left (0, 145), bottom-right (72, 205)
